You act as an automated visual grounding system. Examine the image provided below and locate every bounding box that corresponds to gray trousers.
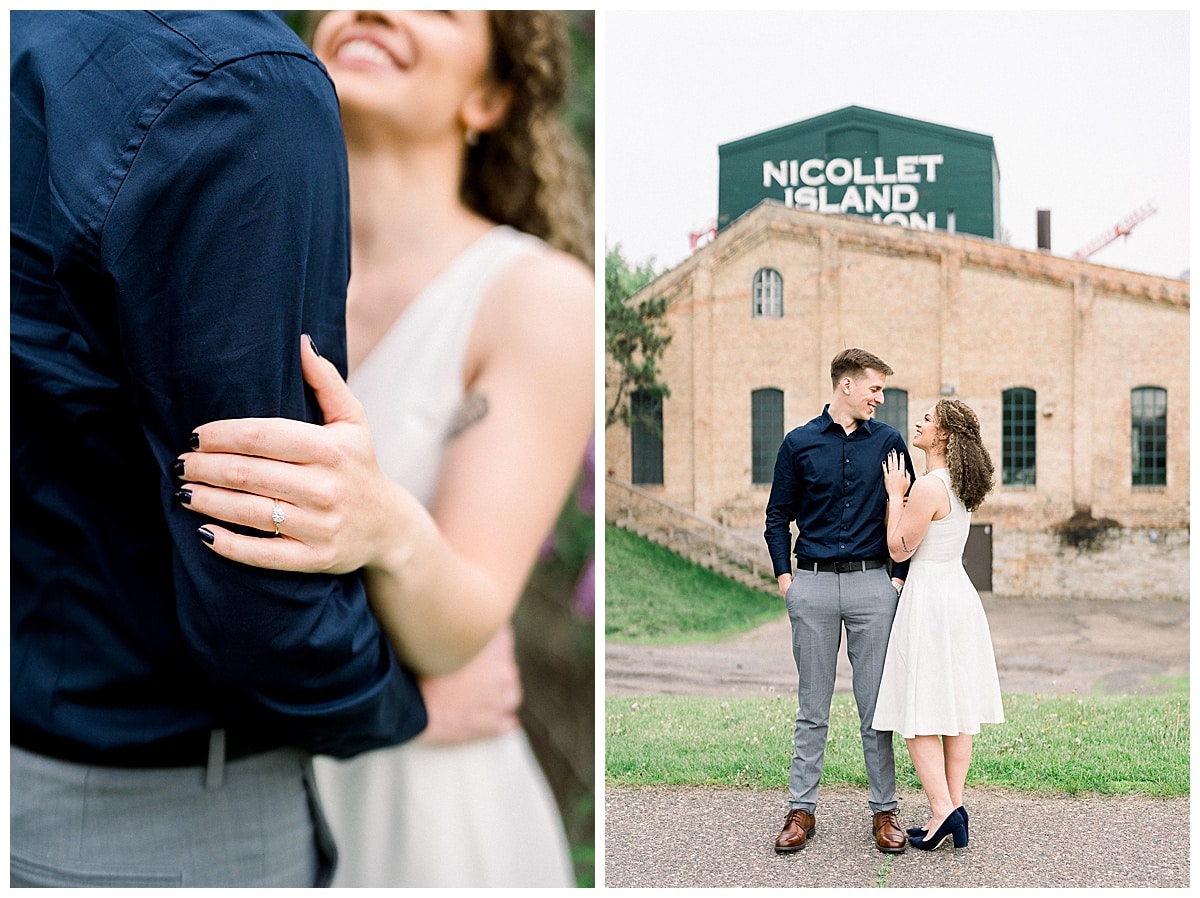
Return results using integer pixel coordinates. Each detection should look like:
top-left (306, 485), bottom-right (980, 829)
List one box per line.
top-left (10, 739), bottom-right (336, 887)
top-left (785, 565), bottom-right (899, 814)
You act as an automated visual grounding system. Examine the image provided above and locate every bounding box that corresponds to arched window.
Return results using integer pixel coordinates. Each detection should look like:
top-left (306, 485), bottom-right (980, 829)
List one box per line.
top-left (751, 388), bottom-right (784, 484)
top-left (1131, 386), bottom-right (1167, 486)
top-left (875, 388), bottom-right (908, 439)
top-left (630, 389), bottom-right (664, 485)
top-left (1002, 387), bottom-right (1036, 486)
top-left (752, 268), bottom-right (783, 318)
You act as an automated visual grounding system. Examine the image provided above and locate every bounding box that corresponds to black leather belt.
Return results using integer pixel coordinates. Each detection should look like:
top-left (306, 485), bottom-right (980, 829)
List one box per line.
top-left (11, 721), bottom-right (276, 769)
top-left (796, 559), bottom-right (888, 574)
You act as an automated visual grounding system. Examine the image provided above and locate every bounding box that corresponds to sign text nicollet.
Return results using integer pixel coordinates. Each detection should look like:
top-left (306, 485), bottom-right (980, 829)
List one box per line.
top-left (763, 154), bottom-right (952, 231)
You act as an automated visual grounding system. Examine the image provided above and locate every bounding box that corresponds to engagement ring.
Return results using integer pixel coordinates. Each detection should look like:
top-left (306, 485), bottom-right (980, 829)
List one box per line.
top-left (272, 499), bottom-right (286, 536)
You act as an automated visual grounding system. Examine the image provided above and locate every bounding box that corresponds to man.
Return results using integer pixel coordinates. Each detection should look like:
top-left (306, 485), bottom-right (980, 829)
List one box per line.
top-left (11, 11), bottom-right (425, 886)
top-left (763, 348), bottom-right (916, 854)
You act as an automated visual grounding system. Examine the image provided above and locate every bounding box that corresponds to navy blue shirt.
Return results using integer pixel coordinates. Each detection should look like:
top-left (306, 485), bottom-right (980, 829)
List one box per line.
top-left (11, 11), bottom-right (426, 760)
top-left (764, 406), bottom-right (915, 579)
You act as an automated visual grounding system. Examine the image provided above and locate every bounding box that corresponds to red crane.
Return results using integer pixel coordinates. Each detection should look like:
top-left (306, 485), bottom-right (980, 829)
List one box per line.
top-left (689, 220), bottom-right (717, 251)
top-left (1071, 201), bottom-right (1158, 260)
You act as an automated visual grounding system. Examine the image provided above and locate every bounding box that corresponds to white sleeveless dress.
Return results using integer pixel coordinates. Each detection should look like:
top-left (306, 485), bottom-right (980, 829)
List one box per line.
top-left (873, 468), bottom-right (1004, 739)
top-left (313, 226), bottom-right (574, 887)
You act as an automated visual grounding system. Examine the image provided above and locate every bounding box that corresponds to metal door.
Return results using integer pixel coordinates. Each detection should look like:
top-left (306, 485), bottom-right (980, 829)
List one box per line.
top-left (963, 524), bottom-right (993, 592)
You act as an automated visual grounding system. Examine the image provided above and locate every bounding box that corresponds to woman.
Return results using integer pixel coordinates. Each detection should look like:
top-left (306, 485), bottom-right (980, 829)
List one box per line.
top-left (873, 399), bottom-right (1004, 851)
top-left (176, 10), bottom-right (593, 886)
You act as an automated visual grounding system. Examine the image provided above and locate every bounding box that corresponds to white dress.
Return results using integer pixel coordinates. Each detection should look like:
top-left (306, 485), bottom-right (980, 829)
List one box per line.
top-left (313, 225), bottom-right (574, 888)
top-left (873, 468), bottom-right (1004, 739)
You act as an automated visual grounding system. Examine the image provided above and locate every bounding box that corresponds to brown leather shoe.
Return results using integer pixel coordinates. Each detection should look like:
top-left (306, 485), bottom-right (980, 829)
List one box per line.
top-left (774, 808), bottom-right (817, 853)
top-left (872, 810), bottom-right (907, 853)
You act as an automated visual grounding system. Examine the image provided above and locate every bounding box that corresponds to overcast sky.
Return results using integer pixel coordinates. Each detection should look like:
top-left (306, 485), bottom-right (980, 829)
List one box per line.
top-left (603, 9), bottom-right (1191, 282)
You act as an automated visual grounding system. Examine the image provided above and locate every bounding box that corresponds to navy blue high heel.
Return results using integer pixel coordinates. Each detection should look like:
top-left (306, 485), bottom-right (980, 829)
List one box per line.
top-left (908, 805), bottom-right (968, 839)
top-left (907, 808), bottom-right (967, 850)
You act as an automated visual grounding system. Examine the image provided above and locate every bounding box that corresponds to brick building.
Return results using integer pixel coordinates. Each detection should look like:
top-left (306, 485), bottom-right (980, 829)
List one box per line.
top-left (605, 200), bottom-right (1189, 600)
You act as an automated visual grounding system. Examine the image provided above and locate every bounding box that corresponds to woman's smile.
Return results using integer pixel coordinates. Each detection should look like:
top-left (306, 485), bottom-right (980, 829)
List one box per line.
top-left (334, 37), bottom-right (404, 71)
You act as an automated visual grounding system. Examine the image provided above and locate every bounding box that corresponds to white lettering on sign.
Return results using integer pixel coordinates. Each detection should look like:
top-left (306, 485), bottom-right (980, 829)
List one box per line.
top-left (825, 158), bottom-right (854, 186)
top-left (841, 185), bottom-right (865, 213)
top-left (892, 184), bottom-right (918, 212)
top-left (801, 158), bottom-right (826, 186)
top-left (765, 154), bottom-right (946, 231)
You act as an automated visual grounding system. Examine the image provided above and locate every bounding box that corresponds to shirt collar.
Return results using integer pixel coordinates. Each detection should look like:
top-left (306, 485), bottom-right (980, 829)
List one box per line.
top-left (820, 404), bottom-right (876, 436)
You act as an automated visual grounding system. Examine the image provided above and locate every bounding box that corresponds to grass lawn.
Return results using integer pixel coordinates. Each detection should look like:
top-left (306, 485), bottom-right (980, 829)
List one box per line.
top-left (604, 524), bottom-right (780, 642)
top-left (605, 526), bottom-right (1189, 798)
top-left (606, 689), bottom-right (1189, 797)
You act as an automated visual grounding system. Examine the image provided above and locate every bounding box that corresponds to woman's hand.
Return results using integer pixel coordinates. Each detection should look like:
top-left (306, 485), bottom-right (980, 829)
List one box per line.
top-left (417, 627), bottom-right (523, 745)
top-left (882, 448), bottom-right (912, 503)
top-left (176, 335), bottom-right (496, 677)
top-left (177, 335), bottom-right (413, 575)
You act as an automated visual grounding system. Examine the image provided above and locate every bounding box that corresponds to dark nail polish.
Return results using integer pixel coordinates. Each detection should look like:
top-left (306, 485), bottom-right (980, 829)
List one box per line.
top-left (172, 459), bottom-right (185, 479)
top-left (306, 334), bottom-right (322, 358)
top-left (175, 489), bottom-right (192, 505)
top-left (197, 526), bottom-right (215, 545)
top-left (189, 432), bottom-right (200, 450)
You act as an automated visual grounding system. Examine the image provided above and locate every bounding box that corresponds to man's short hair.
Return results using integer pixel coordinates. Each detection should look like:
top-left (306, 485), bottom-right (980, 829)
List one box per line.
top-left (830, 348), bottom-right (894, 387)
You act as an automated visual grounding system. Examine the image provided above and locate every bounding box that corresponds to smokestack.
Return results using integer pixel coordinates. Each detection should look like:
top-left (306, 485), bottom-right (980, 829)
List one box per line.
top-left (1037, 209), bottom-right (1051, 251)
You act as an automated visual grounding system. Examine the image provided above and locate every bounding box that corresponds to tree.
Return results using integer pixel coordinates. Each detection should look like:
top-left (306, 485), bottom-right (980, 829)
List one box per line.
top-left (605, 244), bottom-right (671, 430)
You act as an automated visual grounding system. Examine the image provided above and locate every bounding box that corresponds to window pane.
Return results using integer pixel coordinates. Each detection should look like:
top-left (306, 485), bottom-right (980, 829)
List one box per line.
top-left (1002, 388), bottom-right (1036, 486)
top-left (752, 268), bottom-right (783, 318)
top-left (751, 389), bottom-right (784, 484)
top-left (631, 390), bottom-right (664, 485)
top-left (1132, 387), bottom-right (1167, 486)
top-left (875, 388), bottom-right (908, 439)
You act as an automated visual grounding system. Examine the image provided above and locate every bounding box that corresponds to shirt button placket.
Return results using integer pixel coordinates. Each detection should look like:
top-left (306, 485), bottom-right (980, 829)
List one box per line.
top-left (840, 449), bottom-right (851, 553)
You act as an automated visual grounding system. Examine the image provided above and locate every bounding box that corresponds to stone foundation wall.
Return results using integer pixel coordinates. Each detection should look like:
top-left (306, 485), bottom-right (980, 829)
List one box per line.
top-left (612, 479), bottom-right (1189, 602)
top-left (992, 526), bottom-right (1188, 600)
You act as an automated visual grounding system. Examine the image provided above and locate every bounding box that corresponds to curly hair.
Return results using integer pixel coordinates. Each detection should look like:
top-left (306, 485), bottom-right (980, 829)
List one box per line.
top-left (936, 399), bottom-right (994, 512)
top-left (467, 11), bottom-right (594, 266)
top-left (297, 11), bottom-right (594, 266)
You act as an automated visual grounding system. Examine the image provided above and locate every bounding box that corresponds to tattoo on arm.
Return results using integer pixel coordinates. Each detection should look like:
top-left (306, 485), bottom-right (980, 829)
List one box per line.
top-left (447, 391), bottom-right (489, 441)
top-left (901, 535), bottom-right (912, 556)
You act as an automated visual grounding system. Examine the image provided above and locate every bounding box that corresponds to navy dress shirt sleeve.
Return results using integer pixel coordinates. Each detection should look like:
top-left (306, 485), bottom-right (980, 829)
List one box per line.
top-left (102, 53), bottom-right (425, 757)
top-left (764, 433), bottom-right (801, 577)
top-left (10, 11), bottom-right (424, 760)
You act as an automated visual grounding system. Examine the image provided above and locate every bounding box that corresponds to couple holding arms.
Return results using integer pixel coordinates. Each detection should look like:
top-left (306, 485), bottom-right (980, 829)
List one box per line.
top-left (765, 348), bottom-right (1005, 855)
top-left (12, 9), bottom-right (590, 888)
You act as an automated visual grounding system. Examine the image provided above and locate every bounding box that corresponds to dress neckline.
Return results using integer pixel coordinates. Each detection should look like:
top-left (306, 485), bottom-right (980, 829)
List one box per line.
top-left (352, 225), bottom-right (510, 377)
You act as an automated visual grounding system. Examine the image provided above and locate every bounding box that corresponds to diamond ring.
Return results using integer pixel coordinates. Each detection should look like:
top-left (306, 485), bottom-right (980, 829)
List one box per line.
top-left (272, 499), bottom-right (286, 537)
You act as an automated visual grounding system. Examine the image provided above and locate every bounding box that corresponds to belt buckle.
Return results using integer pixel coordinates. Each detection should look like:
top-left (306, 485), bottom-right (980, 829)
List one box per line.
top-left (834, 560), bottom-right (852, 573)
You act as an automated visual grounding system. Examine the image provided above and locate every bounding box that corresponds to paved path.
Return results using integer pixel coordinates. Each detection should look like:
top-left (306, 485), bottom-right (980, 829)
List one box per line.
top-left (605, 785), bottom-right (1189, 888)
top-left (603, 596), bottom-right (1190, 888)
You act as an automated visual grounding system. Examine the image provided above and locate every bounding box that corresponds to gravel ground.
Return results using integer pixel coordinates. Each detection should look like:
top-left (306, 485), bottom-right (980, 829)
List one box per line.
top-left (606, 594), bottom-right (1190, 699)
top-left (604, 784), bottom-right (1190, 888)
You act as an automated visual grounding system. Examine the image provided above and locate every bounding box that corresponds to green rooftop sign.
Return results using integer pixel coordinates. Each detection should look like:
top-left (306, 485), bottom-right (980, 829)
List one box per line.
top-left (718, 105), bottom-right (999, 239)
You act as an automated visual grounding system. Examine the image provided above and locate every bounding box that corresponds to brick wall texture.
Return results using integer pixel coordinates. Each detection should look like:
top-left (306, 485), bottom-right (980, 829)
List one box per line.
top-left (605, 202), bottom-right (1189, 600)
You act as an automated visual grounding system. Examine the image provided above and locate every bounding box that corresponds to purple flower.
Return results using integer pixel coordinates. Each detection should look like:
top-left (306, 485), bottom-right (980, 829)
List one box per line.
top-left (578, 432), bottom-right (595, 514)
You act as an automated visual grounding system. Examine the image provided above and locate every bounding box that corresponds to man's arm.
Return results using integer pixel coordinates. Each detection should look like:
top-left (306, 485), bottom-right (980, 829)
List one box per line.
top-left (765, 435), bottom-right (798, 595)
top-left (103, 50), bottom-right (424, 756)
